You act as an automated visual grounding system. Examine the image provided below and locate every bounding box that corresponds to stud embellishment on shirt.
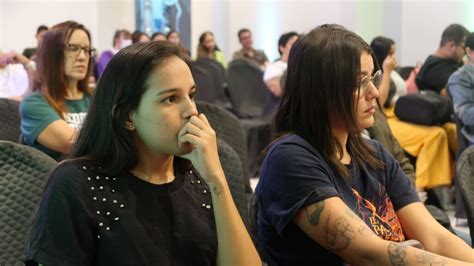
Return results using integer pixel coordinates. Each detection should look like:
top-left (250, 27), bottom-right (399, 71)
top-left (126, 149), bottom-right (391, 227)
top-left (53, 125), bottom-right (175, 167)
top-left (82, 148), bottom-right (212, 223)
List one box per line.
top-left (82, 166), bottom-right (87, 170)
top-left (102, 198), bottom-right (107, 202)
top-left (120, 204), bottom-right (124, 208)
top-left (206, 205), bottom-right (211, 210)
top-left (96, 176), bottom-right (100, 180)
top-left (114, 217), bottom-right (119, 221)
top-left (87, 177), bottom-right (91, 181)
top-left (97, 235), bottom-right (101, 239)
top-left (106, 212), bottom-right (111, 216)
top-left (203, 189), bottom-right (207, 194)
top-left (99, 222), bottom-right (103, 227)
top-left (113, 200), bottom-right (117, 204)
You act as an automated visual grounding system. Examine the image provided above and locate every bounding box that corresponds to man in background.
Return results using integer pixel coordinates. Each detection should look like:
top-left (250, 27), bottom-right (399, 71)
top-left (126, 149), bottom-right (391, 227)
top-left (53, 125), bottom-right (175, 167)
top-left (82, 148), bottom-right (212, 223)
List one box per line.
top-left (22, 25), bottom-right (48, 60)
top-left (232, 28), bottom-right (269, 68)
top-left (416, 24), bottom-right (469, 97)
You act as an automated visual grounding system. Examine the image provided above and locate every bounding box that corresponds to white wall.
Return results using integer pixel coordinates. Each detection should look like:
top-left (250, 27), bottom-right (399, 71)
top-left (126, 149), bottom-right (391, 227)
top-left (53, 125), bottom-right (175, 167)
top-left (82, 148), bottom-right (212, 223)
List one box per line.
top-left (190, 0), bottom-right (474, 66)
top-left (1, 0), bottom-right (473, 66)
top-left (0, 0), bottom-right (134, 55)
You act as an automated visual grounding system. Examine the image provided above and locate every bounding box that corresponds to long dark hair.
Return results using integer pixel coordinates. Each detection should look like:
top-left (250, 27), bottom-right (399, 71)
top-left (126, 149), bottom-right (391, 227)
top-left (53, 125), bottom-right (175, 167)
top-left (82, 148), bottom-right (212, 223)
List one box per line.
top-left (274, 24), bottom-right (383, 177)
top-left (35, 21), bottom-right (92, 118)
top-left (370, 36), bottom-right (395, 72)
top-left (71, 41), bottom-right (190, 176)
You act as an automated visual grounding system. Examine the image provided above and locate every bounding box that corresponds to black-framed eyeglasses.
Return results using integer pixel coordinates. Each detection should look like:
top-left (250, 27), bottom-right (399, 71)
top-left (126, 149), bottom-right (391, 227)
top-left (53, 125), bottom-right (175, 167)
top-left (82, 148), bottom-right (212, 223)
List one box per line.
top-left (359, 70), bottom-right (382, 98)
top-left (65, 43), bottom-right (96, 57)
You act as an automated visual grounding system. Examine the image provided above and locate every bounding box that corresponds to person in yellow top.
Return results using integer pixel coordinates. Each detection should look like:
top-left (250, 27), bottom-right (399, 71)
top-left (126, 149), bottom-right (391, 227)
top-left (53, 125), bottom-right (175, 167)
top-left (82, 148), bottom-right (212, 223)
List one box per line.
top-left (196, 31), bottom-right (227, 68)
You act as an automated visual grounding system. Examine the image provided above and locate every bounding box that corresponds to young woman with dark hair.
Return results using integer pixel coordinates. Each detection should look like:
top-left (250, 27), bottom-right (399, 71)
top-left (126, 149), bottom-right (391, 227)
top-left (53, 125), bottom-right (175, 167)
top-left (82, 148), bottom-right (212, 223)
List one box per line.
top-left (255, 25), bottom-right (473, 265)
top-left (370, 36), bottom-right (455, 209)
top-left (20, 20), bottom-right (94, 160)
top-left (25, 41), bottom-right (260, 265)
top-left (196, 31), bottom-right (227, 68)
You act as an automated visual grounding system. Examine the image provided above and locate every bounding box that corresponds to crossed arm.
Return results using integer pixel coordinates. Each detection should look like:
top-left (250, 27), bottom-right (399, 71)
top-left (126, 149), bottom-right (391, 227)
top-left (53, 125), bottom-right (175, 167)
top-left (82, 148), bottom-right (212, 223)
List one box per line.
top-left (294, 197), bottom-right (474, 266)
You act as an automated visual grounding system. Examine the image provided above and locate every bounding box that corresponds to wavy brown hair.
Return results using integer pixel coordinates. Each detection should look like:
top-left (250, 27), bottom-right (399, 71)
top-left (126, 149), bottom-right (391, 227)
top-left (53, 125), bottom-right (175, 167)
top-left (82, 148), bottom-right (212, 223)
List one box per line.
top-left (35, 20), bottom-right (92, 118)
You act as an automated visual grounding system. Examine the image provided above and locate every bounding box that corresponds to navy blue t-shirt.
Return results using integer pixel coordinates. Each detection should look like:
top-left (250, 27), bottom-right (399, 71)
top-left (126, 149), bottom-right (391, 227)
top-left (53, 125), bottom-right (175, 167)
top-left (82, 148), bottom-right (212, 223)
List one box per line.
top-left (255, 134), bottom-right (419, 266)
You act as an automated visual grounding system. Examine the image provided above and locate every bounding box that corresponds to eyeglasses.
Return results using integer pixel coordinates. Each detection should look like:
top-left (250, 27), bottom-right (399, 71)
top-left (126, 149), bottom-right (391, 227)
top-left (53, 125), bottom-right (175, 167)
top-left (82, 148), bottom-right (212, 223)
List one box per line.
top-left (359, 70), bottom-right (382, 98)
top-left (65, 43), bottom-right (96, 57)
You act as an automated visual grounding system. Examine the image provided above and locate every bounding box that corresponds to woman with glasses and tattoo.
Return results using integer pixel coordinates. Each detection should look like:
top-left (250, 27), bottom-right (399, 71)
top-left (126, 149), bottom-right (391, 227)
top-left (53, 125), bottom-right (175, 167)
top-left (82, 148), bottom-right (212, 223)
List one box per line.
top-left (255, 25), bottom-right (474, 265)
top-left (25, 41), bottom-right (260, 265)
top-left (20, 21), bottom-right (95, 161)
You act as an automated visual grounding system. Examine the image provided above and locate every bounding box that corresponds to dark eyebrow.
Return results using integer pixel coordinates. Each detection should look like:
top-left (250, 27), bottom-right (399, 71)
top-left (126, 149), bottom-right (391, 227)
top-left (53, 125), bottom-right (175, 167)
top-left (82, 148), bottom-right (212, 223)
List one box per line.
top-left (156, 85), bottom-right (196, 96)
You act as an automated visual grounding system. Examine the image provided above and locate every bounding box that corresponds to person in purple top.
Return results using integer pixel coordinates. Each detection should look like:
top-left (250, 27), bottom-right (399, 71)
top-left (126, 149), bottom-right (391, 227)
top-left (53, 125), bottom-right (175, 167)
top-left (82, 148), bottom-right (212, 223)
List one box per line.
top-left (97, 29), bottom-right (131, 77)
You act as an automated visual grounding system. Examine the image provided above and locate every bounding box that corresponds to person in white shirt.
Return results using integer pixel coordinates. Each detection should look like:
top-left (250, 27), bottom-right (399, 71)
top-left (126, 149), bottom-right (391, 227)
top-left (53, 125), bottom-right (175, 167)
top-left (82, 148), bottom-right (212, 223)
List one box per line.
top-left (263, 31), bottom-right (298, 98)
top-left (0, 50), bottom-right (34, 100)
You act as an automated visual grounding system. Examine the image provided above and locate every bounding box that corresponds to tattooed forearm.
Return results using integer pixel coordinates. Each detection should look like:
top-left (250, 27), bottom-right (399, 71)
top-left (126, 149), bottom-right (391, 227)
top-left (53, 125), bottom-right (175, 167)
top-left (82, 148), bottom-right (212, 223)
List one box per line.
top-left (305, 201), bottom-right (325, 226)
top-left (358, 225), bottom-right (376, 237)
top-left (414, 251), bottom-right (447, 266)
top-left (388, 242), bottom-right (407, 266)
top-left (323, 213), bottom-right (356, 252)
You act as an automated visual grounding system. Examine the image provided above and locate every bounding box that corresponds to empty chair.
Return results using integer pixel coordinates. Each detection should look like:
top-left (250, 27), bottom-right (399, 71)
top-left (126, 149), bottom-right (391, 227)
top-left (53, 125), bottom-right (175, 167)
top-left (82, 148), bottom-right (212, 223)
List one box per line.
top-left (217, 139), bottom-right (249, 229)
top-left (0, 98), bottom-right (21, 142)
top-left (455, 145), bottom-right (474, 246)
top-left (194, 58), bottom-right (230, 107)
top-left (227, 59), bottom-right (272, 118)
top-left (0, 141), bottom-right (57, 264)
top-left (189, 63), bottom-right (216, 103)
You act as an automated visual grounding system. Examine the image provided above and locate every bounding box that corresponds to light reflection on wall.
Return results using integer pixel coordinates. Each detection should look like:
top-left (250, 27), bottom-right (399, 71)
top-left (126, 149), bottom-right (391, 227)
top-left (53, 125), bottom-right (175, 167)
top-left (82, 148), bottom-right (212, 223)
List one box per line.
top-left (256, 2), bottom-right (280, 62)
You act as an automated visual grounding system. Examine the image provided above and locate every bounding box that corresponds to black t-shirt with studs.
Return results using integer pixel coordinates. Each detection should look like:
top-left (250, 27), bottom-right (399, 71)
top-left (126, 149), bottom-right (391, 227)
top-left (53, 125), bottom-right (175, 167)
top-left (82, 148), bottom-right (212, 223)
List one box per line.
top-left (25, 159), bottom-right (217, 266)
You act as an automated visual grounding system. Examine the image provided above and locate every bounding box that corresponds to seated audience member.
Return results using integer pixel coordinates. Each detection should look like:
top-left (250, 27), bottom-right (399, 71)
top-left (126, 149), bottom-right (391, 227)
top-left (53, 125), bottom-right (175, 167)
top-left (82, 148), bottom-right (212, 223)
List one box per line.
top-left (25, 41), bottom-right (260, 265)
top-left (263, 31), bottom-right (298, 98)
top-left (97, 29), bottom-right (131, 77)
top-left (416, 24), bottom-right (469, 97)
top-left (22, 25), bottom-right (48, 60)
top-left (232, 28), bottom-right (269, 68)
top-left (371, 36), bottom-right (455, 209)
top-left (448, 32), bottom-right (474, 147)
top-left (20, 21), bottom-right (94, 160)
top-left (0, 50), bottom-right (34, 100)
top-left (167, 30), bottom-right (190, 56)
top-left (256, 24), bottom-right (474, 266)
top-left (196, 31), bottom-right (227, 68)
top-left (151, 31), bottom-right (167, 41)
top-left (131, 30), bottom-right (150, 44)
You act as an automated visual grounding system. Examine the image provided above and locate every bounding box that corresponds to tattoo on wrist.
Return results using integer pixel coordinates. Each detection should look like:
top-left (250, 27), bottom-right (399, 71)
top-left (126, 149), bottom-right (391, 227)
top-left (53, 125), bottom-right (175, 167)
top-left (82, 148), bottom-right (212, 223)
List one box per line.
top-left (212, 185), bottom-right (222, 196)
top-left (305, 201), bottom-right (325, 226)
top-left (388, 242), bottom-right (407, 266)
top-left (414, 251), bottom-right (447, 266)
top-left (323, 213), bottom-right (356, 252)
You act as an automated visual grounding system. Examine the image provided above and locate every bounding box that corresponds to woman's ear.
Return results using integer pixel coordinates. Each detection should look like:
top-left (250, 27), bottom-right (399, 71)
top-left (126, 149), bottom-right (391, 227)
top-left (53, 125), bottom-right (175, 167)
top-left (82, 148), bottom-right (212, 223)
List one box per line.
top-left (124, 112), bottom-right (136, 131)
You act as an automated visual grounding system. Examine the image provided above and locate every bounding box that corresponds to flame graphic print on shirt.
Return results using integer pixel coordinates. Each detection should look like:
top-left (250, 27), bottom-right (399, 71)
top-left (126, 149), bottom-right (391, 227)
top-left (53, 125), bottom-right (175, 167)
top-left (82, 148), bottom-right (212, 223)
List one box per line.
top-left (351, 187), bottom-right (405, 242)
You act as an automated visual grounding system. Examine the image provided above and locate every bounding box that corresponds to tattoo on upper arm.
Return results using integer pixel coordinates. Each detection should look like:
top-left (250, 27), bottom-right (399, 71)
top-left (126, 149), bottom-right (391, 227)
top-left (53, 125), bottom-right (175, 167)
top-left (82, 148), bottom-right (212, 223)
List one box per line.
top-left (345, 207), bottom-right (357, 219)
top-left (305, 201), bottom-right (325, 226)
top-left (388, 242), bottom-right (407, 266)
top-left (323, 213), bottom-right (356, 252)
top-left (414, 252), bottom-right (447, 266)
